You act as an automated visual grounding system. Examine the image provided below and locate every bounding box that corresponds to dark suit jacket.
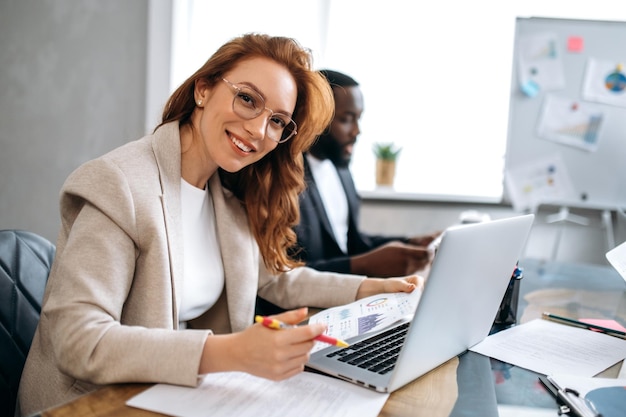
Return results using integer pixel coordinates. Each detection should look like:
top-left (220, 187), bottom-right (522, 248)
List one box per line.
top-left (292, 156), bottom-right (404, 273)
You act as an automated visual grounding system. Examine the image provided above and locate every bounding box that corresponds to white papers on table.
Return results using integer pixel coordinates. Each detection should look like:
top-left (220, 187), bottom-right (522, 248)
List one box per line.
top-left (127, 371), bottom-right (389, 417)
top-left (469, 319), bottom-right (626, 377)
top-left (308, 290), bottom-right (421, 352)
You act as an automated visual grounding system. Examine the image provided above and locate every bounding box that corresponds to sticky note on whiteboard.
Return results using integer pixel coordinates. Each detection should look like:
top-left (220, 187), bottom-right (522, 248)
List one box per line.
top-left (606, 240), bottom-right (626, 283)
top-left (567, 36), bottom-right (584, 52)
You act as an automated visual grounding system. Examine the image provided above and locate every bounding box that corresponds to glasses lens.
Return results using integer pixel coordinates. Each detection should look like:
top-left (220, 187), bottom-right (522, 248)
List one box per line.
top-left (267, 114), bottom-right (297, 143)
top-left (232, 86), bottom-right (264, 119)
top-left (230, 84), bottom-right (298, 143)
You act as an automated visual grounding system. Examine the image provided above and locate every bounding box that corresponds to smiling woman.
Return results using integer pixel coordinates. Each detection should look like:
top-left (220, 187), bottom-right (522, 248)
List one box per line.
top-left (17, 32), bottom-right (424, 416)
top-left (158, 0), bottom-right (626, 203)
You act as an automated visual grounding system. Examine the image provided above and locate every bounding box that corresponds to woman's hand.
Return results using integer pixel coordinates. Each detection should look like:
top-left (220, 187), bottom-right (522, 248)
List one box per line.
top-left (198, 308), bottom-right (326, 380)
top-left (355, 275), bottom-right (424, 300)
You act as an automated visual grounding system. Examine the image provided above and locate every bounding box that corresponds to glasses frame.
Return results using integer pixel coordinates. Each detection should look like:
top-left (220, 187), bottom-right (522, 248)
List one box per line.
top-left (221, 78), bottom-right (297, 143)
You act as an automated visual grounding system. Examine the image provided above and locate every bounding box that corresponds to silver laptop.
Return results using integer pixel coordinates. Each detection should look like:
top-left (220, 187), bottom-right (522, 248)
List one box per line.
top-left (306, 213), bottom-right (534, 393)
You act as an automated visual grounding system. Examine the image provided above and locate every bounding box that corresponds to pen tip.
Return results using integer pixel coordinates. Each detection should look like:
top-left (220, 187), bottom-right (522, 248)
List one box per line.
top-left (337, 341), bottom-right (350, 348)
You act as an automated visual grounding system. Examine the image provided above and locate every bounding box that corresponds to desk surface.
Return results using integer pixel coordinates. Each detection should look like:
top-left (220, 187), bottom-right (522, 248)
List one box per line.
top-left (38, 259), bottom-right (626, 417)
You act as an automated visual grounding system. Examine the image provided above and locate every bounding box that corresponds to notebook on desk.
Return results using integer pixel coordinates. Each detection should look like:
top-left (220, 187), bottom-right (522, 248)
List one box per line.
top-left (307, 213), bottom-right (535, 393)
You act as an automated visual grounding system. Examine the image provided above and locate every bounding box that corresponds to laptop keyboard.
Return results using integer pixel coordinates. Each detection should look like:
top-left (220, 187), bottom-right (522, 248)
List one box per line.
top-left (325, 321), bottom-right (410, 375)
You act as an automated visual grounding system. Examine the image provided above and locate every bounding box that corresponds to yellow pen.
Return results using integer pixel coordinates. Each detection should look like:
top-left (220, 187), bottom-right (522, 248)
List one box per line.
top-left (255, 315), bottom-right (350, 348)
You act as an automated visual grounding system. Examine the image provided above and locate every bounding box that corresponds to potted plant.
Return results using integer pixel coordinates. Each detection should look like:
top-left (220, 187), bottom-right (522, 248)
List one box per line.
top-left (372, 142), bottom-right (401, 187)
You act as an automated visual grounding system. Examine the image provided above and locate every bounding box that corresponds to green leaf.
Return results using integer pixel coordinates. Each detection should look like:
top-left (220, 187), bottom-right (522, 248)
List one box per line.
top-left (372, 142), bottom-right (402, 160)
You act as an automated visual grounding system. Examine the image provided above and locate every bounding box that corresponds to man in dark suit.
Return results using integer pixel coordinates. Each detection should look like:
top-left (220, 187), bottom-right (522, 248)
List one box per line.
top-left (292, 70), bottom-right (439, 277)
top-left (255, 70), bottom-right (438, 316)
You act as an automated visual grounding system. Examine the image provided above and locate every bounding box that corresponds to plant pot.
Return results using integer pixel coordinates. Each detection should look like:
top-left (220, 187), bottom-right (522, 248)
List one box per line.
top-left (376, 159), bottom-right (396, 187)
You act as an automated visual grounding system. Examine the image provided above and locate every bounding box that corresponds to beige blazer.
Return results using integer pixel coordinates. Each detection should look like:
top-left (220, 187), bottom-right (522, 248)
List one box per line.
top-left (17, 122), bottom-right (365, 416)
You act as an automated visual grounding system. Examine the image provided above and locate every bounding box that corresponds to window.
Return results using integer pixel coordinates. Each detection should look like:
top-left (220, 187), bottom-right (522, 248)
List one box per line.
top-left (160, 0), bottom-right (625, 202)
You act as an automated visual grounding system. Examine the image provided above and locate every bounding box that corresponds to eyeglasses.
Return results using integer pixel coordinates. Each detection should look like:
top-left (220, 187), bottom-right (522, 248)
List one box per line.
top-left (222, 78), bottom-right (298, 143)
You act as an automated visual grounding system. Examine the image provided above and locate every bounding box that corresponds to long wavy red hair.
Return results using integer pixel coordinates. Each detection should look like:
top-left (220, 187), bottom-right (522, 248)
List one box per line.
top-left (157, 33), bottom-right (334, 273)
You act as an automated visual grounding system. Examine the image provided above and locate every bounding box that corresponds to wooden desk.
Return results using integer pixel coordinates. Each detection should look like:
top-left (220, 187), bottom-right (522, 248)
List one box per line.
top-left (38, 258), bottom-right (626, 417)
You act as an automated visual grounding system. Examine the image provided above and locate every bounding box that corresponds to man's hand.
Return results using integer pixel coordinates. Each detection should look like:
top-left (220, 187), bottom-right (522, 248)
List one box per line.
top-left (406, 232), bottom-right (441, 247)
top-left (350, 241), bottom-right (431, 277)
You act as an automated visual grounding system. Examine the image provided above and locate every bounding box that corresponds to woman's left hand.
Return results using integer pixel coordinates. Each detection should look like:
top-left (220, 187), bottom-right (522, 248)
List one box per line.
top-left (356, 275), bottom-right (424, 300)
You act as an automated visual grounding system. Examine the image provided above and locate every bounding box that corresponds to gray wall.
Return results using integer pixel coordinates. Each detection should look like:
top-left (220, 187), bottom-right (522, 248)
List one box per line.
top-left (0, 0), bottom-right (149, 241)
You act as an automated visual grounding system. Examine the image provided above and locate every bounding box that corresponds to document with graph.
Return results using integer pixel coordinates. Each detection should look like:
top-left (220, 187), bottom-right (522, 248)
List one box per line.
top-left (308, 290), bottom-right (422, 353)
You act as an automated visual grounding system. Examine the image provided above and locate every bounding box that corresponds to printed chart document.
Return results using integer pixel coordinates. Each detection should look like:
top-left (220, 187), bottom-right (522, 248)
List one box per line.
top-left (469, 319), bottom-right (626, 377)
top-left (308, 290), bottom-right (422, 352)
top-left (606, 240), bottom-right (626, 283)
top-left (127, 371), bottom-right (389, 417)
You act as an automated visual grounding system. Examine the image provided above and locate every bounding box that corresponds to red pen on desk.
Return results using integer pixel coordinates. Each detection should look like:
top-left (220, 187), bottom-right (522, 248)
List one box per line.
top-left (254, 315), bottom-right (350, 348)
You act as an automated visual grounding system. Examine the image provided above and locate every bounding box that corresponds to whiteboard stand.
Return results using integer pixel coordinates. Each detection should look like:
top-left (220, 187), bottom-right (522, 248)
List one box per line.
top-left (602, 209), bottom-right (615, 251)
top-left (546, 206), bottom-right (590, 260)
top-left (546, 207), bottom-right (616, 260)
top-left (545, 206), bottom-right (590, 226)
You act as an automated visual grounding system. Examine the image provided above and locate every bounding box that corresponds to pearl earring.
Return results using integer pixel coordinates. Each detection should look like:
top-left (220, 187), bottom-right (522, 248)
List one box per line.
top-left (197, 100), bottom-right (203, 106)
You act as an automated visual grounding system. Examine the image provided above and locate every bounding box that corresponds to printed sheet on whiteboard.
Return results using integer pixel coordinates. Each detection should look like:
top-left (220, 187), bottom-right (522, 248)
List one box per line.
top-left (504, 154), bottom-right (576, 212)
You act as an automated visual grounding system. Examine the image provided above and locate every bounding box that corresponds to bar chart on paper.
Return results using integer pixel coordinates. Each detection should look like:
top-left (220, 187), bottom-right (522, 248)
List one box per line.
top-left (358, 313), bottom-right (386, 334)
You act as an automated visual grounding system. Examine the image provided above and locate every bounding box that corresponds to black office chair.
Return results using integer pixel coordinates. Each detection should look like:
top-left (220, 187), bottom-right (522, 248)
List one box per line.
top-left (0, 230), bottom-right (55, 417)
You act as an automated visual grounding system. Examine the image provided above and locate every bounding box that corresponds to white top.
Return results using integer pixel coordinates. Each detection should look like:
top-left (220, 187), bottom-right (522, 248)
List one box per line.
top-left (179, 178), bottom-right (225, 322)
top-left (306, 154), bottom-right (349, 253)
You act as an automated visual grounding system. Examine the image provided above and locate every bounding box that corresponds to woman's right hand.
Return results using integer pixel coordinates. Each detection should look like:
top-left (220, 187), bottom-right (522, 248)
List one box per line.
top-left (198, 308), bottom-right (326, 380)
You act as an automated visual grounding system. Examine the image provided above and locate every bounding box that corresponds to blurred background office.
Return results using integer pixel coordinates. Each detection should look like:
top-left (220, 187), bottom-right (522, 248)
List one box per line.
top-left (1, 0), bottom-right (625, 266)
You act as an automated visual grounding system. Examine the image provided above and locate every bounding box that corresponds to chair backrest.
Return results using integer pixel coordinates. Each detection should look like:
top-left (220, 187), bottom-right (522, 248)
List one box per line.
top-left (0, 230), bottom-right (55, 417)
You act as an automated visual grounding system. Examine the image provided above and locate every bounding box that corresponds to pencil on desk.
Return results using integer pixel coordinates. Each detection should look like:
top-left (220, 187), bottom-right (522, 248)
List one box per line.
top-left (541, 312), bottom-right (626, 339)
top-left (254, 315), bottom-right (350, 348)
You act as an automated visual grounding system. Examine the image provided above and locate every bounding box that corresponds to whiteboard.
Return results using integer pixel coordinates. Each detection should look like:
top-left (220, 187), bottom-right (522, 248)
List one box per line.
top-left (504, 17), bottom-right (626, 210)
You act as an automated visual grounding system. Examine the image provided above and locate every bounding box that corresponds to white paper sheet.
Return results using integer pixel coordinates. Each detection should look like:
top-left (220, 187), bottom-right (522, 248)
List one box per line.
top-left (504, 154), bottom-right (575, 212)
top-left (536, 94), bottom-right (605, 152)
top-left (469, 319), bottom-right (626, 377)
top-left (582, 58), bottom-right (626, 108)
top-left (517, 32), bottom-right (566, 94)
top-left (606, 240), bottom-right (626, 283)
top-left (127, 371), bottom-right (389, 417)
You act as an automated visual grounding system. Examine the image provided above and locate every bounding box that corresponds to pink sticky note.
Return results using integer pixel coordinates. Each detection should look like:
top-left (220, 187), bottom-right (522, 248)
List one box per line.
top-left (567, 36), bottom-right (584, 53)
top-left (580, 318), bottom-right (626, 333)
